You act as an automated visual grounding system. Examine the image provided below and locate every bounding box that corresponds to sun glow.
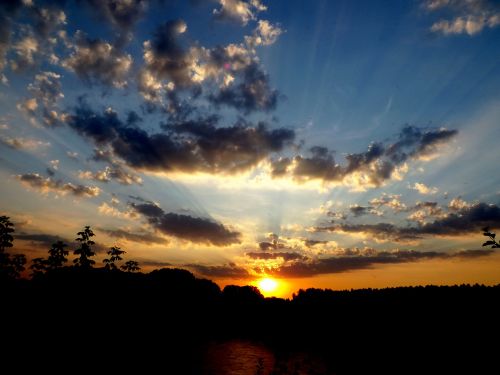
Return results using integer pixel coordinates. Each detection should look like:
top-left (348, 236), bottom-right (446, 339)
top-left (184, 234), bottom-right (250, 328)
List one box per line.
top-left (258, 278), bottom-right (278, 294)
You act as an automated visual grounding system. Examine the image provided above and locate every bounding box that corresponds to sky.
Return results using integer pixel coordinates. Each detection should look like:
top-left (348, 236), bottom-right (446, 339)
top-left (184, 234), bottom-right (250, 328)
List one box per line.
top-left (1, 0), bottom-right (500, 297)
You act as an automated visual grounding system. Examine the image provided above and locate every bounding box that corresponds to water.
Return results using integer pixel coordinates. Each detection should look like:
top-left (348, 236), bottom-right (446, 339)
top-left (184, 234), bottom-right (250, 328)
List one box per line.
top-left (202, 339), bottom-right (332, 375)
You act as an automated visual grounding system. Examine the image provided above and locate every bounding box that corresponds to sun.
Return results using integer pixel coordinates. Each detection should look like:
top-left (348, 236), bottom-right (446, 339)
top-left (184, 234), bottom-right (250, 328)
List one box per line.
top-left (258, 278), bottom-right (278, 294)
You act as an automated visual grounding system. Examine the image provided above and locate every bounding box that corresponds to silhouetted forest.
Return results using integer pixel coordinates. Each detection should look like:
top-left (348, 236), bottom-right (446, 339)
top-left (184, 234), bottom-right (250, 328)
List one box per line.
top-left (1, 216), bottom-right (499, 374)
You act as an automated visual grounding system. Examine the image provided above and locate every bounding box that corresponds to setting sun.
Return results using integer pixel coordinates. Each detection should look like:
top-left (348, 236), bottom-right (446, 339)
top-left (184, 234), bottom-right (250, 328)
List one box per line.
top-left (258, 278), bottom-right (278, 294)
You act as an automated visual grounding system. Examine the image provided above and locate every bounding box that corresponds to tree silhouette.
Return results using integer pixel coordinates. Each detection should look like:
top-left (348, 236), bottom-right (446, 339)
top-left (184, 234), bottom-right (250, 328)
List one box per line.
top-left (30, 257), bottom-right (48, 277)
top-left (73, 226), bottom-right (96, 268)
top-left (47, 241), bottom-right (69, 269)
top-left (0, 215), bottom-right (26, 279)
top-left (121, 260), bottom-right (140, 273)
top-left (482, 228), bottom-right (500, 248)
top-left (103, 246), bottom-right (126, 270)
top-left (9, 254), bottom-right (27, 278)
top-left (0, 215), bottom-right (15, 254)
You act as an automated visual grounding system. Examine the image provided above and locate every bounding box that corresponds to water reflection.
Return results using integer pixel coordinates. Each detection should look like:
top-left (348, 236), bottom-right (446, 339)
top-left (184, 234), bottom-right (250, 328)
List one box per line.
top-left (202, 339), bottom-right (331, 375)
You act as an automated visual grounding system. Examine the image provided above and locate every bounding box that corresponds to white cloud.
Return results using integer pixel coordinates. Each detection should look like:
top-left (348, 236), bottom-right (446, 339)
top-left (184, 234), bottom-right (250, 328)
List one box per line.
top-left (213, 0), bottom-right (267, 25)
top-left (412, 182), bottom-right (438, 195)
top-left (426, 0), bottom-right (500, 35)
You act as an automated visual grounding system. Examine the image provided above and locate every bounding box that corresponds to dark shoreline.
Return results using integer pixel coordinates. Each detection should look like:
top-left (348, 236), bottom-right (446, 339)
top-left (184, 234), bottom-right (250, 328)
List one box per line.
top-left (3, 267), bottom-right (499, 374)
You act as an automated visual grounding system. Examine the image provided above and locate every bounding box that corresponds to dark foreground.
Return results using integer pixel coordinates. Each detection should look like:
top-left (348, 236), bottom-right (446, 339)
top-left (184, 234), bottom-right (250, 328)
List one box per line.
top-left (3, 268), bottom-right (499, 374)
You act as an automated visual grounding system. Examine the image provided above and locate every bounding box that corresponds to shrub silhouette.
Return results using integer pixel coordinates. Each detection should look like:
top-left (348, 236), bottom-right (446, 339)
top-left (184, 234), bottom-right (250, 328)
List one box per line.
top-left (30, 257), bottom-right (48, 277)
top-left (103, 246), bottom-right (125, 270)
top-left (73, 226), bottom-right (96, 268)
top-left (121, 260), bottom-right (140, 272)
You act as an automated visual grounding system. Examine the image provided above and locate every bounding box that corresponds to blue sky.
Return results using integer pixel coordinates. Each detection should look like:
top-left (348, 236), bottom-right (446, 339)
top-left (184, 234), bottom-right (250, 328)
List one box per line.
top-left (1, 0), bottom-right (500, 294)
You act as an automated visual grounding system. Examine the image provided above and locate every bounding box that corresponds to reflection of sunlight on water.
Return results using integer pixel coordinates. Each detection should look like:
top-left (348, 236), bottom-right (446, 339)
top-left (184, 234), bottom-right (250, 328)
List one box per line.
top-left (202, 339), bottom-right (330, 375)
top-left (203, 340), bottom-right (274, 375)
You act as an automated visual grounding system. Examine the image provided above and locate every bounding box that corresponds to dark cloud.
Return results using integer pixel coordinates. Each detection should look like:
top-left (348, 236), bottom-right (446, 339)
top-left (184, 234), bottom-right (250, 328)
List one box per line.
top-left (130, 200), bottom-right (241, 246)
top-left (0, 1), bottom-right (26, 73)
top-left (271, 125), bottom-right (458, 186)
top-left (316, 202), bottom-right (500, 242)
top-left (289, 146), bottom-right (343, 181)
top-left (62, 31), bottom-right (132, 87)
top-left (269, 249), bottom-right (494, 278)
top-left (15, 231), bottom-right (107, 254)
top-left (81, 0), bottom-right (147, 33)
top-left (304, 239), bottom-right (328, 247)
top-left (349, 204), bottom-right (373, 217)
top-left (99, 228), bottom-right (167, 244)
top-left (169, 118), bottom-right (295, 173)
top-left (29, 4), bottom-right (67, 39)
top-left (17, 173), bottom-right (101, 198)
top-left (186, 263), bottom-right (251, 279)
top-left (209, 62), bottom-right (279, 113)
top-left (141, 19), bottom-right (194, 88)
top-left (246, 251), bottom-right (306, 261)
top-left (138, 260), bottom-right (173, 268)
top-left (455, 249), bottom-right (495, 258)
top-left (67, 103), bottom-right (295, 174)
top-left (385, 125), bottom-right (457, 162)
top-left (16, 233), bottom-right (66, 248)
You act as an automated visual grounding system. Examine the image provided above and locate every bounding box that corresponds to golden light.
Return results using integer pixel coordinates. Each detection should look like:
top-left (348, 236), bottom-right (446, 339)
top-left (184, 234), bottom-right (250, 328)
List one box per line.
top-left (258, 278), bottom-right (278, 294)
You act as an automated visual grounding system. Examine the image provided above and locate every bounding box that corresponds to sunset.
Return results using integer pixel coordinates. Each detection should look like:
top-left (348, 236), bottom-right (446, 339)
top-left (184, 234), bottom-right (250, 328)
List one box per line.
top-left (1, 0), bottom-right (499, 373)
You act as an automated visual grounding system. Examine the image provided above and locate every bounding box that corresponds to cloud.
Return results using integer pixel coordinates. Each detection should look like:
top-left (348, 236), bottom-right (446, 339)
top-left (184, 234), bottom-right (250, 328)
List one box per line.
top-left (24, 71), bottom-right (65, 126)
top-left (0, 1), bottom-right (24, 72)
top-left (269, 248), bottom-right (494, 277)
top-left (213, 0), bottom-right (267, 25)
top-left (66, 151), bottom-right (79, 160)
top-left (271, 125), bottom-right (457, 187)
top-left (62, 31), bottom-right (132, 87)
top-left (138, 16), bottom-right (282, 115)
top-left (15, 232), bottom-right (67, 248)
top-left (315, 202), bottom-right (500, 241)
top-left (130, 200), bottom-right (241, 245)
top-left (245, 20), bottom-right (283, 47)
top-left (10, 34), bottom-right (39, 72)
top-left (425, 0), bottom-right (500, 35)
top-left (66, 103), bottom-right (295, 174)
top-left (17, 97), bottom-right (38, 116)
top-left (208, 61), bottom-right (279, 113)
top-left (79, 165), bottom-right (143, 185)
top-left (28, 71), bottom-right (63, 107)
top-left (246, 251), bottom-right (306, 261)
top-left (412, 182), bottom-right (438, 195)
top-left (17, 173), bottom-right (101, 198)
top-left (140, 19), bottom-right (195, 89)
top-left (349, 204), bottom-right (382, 217)
top-left (98, 201), bottom-right (137, 219)
top-left (186, 262), bottom-right (251, 279)
top-left (448, 196), bottom-right (471, 211)
top-left (15, 230), bottom-right (108, 254)
top-left (29, 5), bottom-right (67, 38)
top-left (406, 201), bottom-right (445, 223)
top-left (369, 194), bottom-right (407, 212)
top-left (0, 135), bottom-right (50, 150)
top-left (99, 228), bottom-right (167, 245)
top-left (81, 0), bottom-right (147, 34)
